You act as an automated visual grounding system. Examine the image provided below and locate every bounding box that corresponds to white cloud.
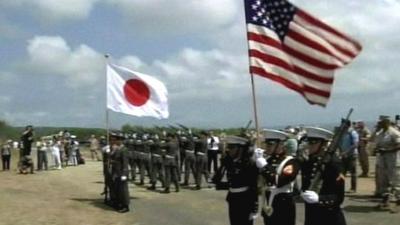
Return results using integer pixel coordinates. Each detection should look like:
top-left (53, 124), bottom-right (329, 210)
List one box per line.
top-left (105, 0), bottom-right (240, 35)
top-left (27, 36), bottom-right (105, 88)
top-left (0, 0), bottom-right (99, 21)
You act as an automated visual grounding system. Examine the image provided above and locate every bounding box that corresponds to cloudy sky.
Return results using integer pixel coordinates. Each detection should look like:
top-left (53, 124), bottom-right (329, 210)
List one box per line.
top-left (0, 0), bottom-right (399, 129)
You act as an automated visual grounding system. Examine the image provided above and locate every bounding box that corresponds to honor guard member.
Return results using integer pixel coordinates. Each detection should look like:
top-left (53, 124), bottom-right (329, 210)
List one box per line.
top-left (148, 134), bottom-right (165, 190)
top-left (300, 127), bottom-right (346, 225)
top-left (215, 136), bottom-right (258, 225)
top-left (182, 135), bottom-right (197, 186)
top-left (373, 116), bottom-right (400, 213)
top-left (162, 133), bottom-right (180, 193)
top-left (195, 131), bottom-right (210, 190)
top-left (109, 132), bottom-right (130, 213)
top-left (256, 129), bottom-right (300, 225)
top-left (138, 134), bottom-right (152, 185)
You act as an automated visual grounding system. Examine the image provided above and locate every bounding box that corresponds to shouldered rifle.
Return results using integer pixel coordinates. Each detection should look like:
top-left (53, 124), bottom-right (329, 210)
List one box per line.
top-left (308, 108), bottom-right (353, 192)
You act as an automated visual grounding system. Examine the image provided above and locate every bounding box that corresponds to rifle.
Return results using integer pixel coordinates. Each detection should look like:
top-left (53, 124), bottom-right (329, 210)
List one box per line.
top-left (308, 108), bottom-right (353, 192)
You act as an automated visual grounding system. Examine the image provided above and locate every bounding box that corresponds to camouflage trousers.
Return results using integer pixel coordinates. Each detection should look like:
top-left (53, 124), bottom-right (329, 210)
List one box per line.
top-left (376, 151), bottom-right (400, 201)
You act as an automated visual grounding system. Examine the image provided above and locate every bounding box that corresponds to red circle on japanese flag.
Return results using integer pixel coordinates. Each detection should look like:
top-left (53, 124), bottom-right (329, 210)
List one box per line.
top-left (123, 79), bottom-right (150, 106)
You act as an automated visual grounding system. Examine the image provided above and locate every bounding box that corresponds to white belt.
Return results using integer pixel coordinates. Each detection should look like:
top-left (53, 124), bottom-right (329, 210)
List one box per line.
top-left (229, 186), bottom-right (249, 193)
top-left (152, 154), bottom-right (161, 157)
top-left (185, 150), bottom-right (195, 153)
top-left (165, 155), bottom-right (175, 159)
top-left (196, 152), bottom-right (205, 155)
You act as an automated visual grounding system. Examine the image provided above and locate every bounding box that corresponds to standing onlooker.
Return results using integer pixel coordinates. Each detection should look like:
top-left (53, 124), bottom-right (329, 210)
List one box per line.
top-left (374, 116), bottom-right (400, 213)
top-left (21, 125), bottom-right (34, 156)
top-left (52, 136), bottom-right (62, 170)
top-left (89, 135), bottom-right (101, 161)
top-left (1, 140), bottom-right (12, 171)
top-left (207, 131), bottom-right (220, 174)
top-left (339, 120), bottom-right (359, 193)
top-left (69, 136), bottom-right (79, 166)
top-left (355, 121), bottom-right (371, 177)
top-left (37, 139), bottom-right (49, 171)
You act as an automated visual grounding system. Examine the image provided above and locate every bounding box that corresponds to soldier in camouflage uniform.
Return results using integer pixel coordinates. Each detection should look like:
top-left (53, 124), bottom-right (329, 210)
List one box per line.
top-left (195, 131), bottom-right (209, 190)
top-left (374, 116), bottom-right (400, 213)
top-left (148, 135), bottom-right (165, 190)
top-left (162, 133), bottom-right (180, 193)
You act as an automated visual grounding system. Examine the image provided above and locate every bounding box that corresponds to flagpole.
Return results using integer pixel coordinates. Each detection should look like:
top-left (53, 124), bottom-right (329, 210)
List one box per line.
top-left (104, 54), bottom-right (110, 146)
top-left (244, 33), bottom-right (261, 146)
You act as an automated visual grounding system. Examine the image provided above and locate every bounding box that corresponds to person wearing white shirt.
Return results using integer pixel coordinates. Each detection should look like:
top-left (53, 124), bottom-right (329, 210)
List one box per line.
top-left (207, 131), bottom-right (220, 174)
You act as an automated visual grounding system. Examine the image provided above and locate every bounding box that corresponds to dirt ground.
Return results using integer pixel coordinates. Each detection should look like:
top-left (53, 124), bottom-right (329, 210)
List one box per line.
top-left (0, 149), bottom-right (399, 225)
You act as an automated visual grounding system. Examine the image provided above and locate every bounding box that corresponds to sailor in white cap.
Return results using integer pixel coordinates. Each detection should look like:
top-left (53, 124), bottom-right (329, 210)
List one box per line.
top-left (255, 129), bottom-right (300, 225)
top-left (214, 135), bottom-right (258, 225)
top-left (300, 127), bottom-right (347, 225)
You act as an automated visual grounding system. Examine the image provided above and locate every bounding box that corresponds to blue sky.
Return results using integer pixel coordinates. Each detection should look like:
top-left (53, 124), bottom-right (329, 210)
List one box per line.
top-left (0, 0), bottom-right (399, 129)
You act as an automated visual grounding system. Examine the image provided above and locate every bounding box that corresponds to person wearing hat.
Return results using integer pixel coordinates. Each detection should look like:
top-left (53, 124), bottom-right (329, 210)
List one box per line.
top-left (148, 135), bottom-right (165, 191)
top-left (373, 116), bottom-right (400, 213)
top-left (1, 140), bottom-right (12, 171)
top-left (215, 135), bottom-right (258, 225)
top-left (161, 132), bottom-right (180, 193)
top-left (89, 135), bottom-right (101, 161)
top-left (181, 135), bottom-right (197, 187)
top-left (194, 131), bottom-right (210, 190)
top-left (354, 121), bottom-right (371, 177)
top-left (21, 125), bottom-right (34, 156)
top-left (108, 132), bottom-right (130, 213)
top-left (300, 127), bottom-right (346, 225)
top-left (255, 129), bottom-right (300, 225)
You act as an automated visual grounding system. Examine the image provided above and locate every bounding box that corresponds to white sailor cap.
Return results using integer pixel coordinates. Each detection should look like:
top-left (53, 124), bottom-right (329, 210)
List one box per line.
top-left (262, 129), bottom-right (289, 141)
top-left (70, 135), bottom-right (77, 139)
top-left (305, 127), bottom-right (333, 141)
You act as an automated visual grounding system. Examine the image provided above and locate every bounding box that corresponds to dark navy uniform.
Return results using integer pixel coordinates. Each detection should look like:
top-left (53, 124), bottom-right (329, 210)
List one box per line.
top-left (215, 136), bottom-right (258, 225)
top-left (261, 154), bottom-right (299, 225)
top-left (301, 127), bottom-right (346, 225)
top-left (257, 129), bottom-right (300, 225)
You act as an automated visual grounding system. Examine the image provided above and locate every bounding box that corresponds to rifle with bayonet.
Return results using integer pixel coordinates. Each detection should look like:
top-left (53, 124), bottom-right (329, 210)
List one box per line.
top-left (308, 108), bottom-right (354, 192)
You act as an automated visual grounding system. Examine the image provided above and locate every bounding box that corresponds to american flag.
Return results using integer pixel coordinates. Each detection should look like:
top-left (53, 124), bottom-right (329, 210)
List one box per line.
top-left (244, 0), bottom-right (362, 106)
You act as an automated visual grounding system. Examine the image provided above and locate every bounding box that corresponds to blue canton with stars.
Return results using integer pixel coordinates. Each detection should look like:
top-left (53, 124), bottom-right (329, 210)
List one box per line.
top-left (245, 0), bottom-right (297, 41)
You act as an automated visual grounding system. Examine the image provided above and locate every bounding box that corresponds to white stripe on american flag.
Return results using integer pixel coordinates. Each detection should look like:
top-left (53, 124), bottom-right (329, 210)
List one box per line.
top-left (250, 57), bottom-right (332, 92)
top-left (288, 22), bottom-right (352, 63)
top-left (248, 24), bottom-right (344, 68)
top-left (294, 13), bottom-right (361, 58)
top-left (248, 24), bottom-right (335, 79)
top-left (284, 36), bottom-right (345, 68)
top-left (303, 92), bottom-right (329, 106)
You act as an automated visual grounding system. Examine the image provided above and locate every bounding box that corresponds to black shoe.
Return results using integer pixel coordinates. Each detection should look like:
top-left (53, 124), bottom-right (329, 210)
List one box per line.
top-left (147, 185), bottom-right (156, 190)
top-left (118, 207), bottom-right (130, 213)
top-left (181, 182), bottom-right (189, 186)
top-left (139, 181), bottom-right (144, 185)
top-left (194, 186), bottom-right (201, 190)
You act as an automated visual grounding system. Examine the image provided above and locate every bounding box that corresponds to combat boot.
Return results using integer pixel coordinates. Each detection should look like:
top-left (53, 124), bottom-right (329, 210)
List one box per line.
top-left (147, 184), bottom-right (156, 190)
top-left (389, 200), bottom-right (400, 214)
top-left (161, 188), bottom-right (170, 194)
top-left (376, 195), bottom-right (390, 210)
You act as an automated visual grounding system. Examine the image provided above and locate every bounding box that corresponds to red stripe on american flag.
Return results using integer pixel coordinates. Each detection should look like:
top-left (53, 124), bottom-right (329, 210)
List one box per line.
top-left (249, 49), bottom-right (334, 84)
top-left (296, 9), bottom-right (362, 52)
top-left (250, 65), bottom-right (331, 98)
top-left (248, 32), bottom-right (282, 50)
top-left (250, 66), bottom-right (304, 94)
top-left (286, 29), bottom-right (346, 64)
top-left (282, 43), bottom-right (340, 70)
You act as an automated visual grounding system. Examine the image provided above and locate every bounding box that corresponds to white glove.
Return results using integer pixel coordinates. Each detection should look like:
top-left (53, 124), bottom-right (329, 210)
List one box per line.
top-left (249, 212), bottom-right (258, 220)
top-left (121, 176), bottom-right (127, 181)
top-left (256, 157), bottom-right (267, 168)
top-left (301, 190), bottom-right (319, 204)
top-left (254, 148), bottom-right (265, 159)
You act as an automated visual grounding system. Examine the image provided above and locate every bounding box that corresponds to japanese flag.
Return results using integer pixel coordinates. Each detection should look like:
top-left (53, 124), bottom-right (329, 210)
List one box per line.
top-left (107, 63), bottom-right (169, 119)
